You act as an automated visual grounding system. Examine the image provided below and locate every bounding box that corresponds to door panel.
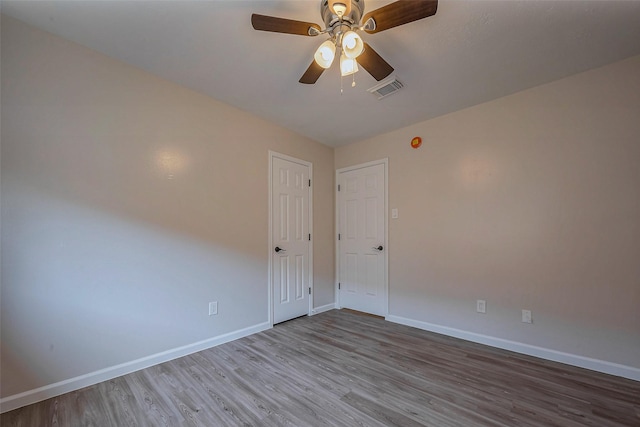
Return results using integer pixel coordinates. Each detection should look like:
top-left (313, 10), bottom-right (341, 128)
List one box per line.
top-left (272, 156), bottom-right (311, 324)
top-left (279, 257), bottom-right (289, 303)
top-left (338, 162), bottom-right (386, 316)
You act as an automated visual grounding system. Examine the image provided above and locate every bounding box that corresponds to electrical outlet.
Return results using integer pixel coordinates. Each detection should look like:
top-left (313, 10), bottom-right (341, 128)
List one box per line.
top-left (209, 301), bottom-right (218, 316)
top-left (476, 300), bottom-right (486, 313)
top-left (522, 309), bottom-right (532, 324)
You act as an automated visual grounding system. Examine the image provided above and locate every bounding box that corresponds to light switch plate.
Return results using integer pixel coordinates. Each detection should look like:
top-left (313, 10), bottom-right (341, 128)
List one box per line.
top-left (476, 300), bottom-right (486, 313)
top-left (392, 208), bottom-right (398, 219)
top-left (209, 301), bottom-right (218, 316)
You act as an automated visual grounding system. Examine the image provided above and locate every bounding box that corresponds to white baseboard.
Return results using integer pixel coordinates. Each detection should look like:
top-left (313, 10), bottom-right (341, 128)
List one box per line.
top-left (311, 303), bottom-right (335, 315)
top-left (386, 315), bottom-right (640, 382)
top-left (0, 321), bottom-right (271, 414)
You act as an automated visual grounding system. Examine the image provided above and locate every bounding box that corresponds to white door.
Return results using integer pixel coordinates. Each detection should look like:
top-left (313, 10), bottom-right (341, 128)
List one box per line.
top-left (271, 154), bottom-right (312, 324)
top-left (337, 161), bottom-right (387, 316)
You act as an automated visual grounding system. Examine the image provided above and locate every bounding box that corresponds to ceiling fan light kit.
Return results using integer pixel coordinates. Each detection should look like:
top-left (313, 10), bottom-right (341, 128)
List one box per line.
top-left (314, 40), bottom-right (337, 69)
top-left (328, 0), bottom-right (351, 18)
top-left (340, 53), bottom-right (359, 77)
top-left (251, 0), bottom-right (438, 86)
top-left (342, 30), bottom-right (364, 59)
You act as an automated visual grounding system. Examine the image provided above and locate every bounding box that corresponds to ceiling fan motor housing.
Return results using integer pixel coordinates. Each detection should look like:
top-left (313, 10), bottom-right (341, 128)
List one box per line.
top-left (321, 0), bottom-right (365, 33)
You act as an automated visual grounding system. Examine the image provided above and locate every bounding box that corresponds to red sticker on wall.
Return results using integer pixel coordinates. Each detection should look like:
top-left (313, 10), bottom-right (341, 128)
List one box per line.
top-left (411, 136), bottom-right (422, 149)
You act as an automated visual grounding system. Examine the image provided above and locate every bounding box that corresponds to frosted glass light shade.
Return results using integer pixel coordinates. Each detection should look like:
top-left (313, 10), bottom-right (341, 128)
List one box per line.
top-left (328, 0), bottom-right (351, 17)
top-left (342, 31), bottom-right (364, 59)
top-left (340, 53), bottom-right (359, 76)
top-left (314, 40), bottom-right (336, 69)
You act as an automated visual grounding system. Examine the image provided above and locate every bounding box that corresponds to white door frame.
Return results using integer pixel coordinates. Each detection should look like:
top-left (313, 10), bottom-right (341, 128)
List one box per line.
top-left (268, 151), bottom-right (313, 326)
top-left (335, 158), bottom-right (389, 316)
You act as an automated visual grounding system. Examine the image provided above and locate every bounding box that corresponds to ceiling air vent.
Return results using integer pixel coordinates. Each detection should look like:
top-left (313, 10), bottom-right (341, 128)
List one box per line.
top-left (367, 76), bottom-right (403, 100)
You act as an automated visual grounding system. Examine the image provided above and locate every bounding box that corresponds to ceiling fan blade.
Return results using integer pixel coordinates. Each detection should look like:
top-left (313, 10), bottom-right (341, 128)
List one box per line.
top-left (358, 43), bottom-right (394, 81)
top-left (299, 60), bottom-right (325, 84)
top-left (362, 0), bottom-right (438, 34)
top-left (251, 14), bottom-right (321, 36)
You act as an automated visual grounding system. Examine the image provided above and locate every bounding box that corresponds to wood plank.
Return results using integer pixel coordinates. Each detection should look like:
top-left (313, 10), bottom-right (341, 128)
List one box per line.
top-left (2, 309), bottom-right (639, 426)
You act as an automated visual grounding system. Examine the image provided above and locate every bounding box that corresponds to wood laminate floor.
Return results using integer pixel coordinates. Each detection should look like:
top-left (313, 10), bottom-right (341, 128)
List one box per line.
top-left (2, 309), bottom-right (639, 426)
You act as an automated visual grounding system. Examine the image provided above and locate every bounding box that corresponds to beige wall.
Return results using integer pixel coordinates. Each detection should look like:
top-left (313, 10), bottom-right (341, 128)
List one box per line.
top-left (336, 55), bottom-right (640, 371)
top-left (1, 15), bottom-right (334, 400)
top-left (3, 9), bottom-right (639, 407)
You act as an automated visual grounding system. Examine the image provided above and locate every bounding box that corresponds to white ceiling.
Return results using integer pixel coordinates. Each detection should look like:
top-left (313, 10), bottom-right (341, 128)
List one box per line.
top-left (3, 0), bottom-right (640, 147)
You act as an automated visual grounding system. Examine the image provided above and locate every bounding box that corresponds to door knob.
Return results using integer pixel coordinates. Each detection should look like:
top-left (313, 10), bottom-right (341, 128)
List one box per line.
top-left (275, 246), bottom-right (286, 253)
top-left (373, 245), bottom-right (384, 251)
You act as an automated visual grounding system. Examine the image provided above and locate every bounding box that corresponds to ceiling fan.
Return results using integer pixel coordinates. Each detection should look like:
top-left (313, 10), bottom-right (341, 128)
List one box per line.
top-left (251, 0), bottom-right (438, 84)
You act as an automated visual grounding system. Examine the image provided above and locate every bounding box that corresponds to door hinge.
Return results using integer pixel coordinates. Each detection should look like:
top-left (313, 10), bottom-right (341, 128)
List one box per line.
top-left (338, 233), bottom-right (341, 240)
top-left (308, 179), bottom-right (311, 187)
top-left (308, 233), bottom-right (311, 241)
top-left (338, 283), bottom-right (341, 290)
top-left (308, 287), bottom-right (311, 295)
top-left (338, 184), bottom-right (341, 191)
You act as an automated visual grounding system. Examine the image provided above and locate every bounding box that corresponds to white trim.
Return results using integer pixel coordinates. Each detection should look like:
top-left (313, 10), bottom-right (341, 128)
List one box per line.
top-left (311, 303), bottom-right (336, 315)
top-left (268, 151), bottom-right (313, 326)
top-left (268, 152), bottom-right (274, 325)
top-left (386, 315), bottom-right (640, 382)
top-left (383, 160), bottom-right (389, 316)
top-left (335, 169), bottom-right (340, 308)
top-left (0, 321), bottom-right (271, 414)
top-left (335, 159), bottom-right (389, 316)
